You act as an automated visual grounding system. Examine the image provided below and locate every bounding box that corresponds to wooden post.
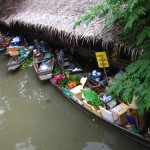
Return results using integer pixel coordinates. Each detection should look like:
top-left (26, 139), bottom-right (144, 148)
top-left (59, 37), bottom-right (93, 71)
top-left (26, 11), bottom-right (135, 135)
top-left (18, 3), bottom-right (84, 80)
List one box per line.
top-left (101, 57), bottom-right (109, 86)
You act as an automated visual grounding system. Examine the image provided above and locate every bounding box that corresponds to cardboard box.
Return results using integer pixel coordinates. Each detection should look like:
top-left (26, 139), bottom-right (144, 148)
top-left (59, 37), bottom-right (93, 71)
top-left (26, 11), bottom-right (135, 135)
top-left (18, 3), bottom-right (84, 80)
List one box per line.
top-left (83, 100), bottom-right (92, 111)
top-left (100, 106), bottom-right (114, 122)
top-left (91, 106), bottom-right (102, 117)
top-left (9, 51), bottom-right (19, 56)
top-left (70, 85), bottom-right (83, 100)
top-left (7, 47), bottom-right (19, 51)
top-left (111, 103), bottom-right (129, 125)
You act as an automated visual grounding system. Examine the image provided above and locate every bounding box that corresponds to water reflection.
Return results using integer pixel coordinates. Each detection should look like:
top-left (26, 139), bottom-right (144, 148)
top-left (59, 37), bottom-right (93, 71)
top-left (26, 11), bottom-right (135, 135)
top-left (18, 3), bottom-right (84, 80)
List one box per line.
top-left (0, 107), bottom-right (5, 126)
top-left (81, 119), bottom-right (149, 150)
top-left (17, 73), bottom-right (50, 104)
top-left (0, 107), bottom-right (5, 114)
top-left (5, 100), bottom-right (11, 110)
top-left (82, 142), bottom-right (112, 150)
top-left (15, 137), bottom-right (36, 150)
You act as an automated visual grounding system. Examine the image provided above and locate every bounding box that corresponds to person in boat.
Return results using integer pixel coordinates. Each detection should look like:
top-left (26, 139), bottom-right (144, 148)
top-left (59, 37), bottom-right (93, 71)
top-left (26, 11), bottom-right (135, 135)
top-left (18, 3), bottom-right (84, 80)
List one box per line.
top-left (33, 49), bottom-right (42, 57)
top-left (34, 39), bottom-right (40, 49)
top-left (39, 40), bottom-right (48, 52)
top-left (125, 108), bottom-right (146, 134)
top-left (125, 96), bottom-right (146, 134)
top-left (114, 66), bottom-right (125, 78)
top-left (126, 108), bottom-right (138, 129)
top-left (58, 49), bottom-right (65, 60)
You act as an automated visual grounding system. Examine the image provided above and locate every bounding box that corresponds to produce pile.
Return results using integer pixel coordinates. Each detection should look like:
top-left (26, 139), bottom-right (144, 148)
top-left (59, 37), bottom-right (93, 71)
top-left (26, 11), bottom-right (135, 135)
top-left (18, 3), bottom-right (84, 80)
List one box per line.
top-left (20, 57), bottom-right (33, 70)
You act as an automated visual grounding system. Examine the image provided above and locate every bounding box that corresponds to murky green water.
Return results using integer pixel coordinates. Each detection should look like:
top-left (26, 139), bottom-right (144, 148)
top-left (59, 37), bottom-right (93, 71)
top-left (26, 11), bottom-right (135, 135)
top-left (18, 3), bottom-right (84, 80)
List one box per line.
top-left (0, 51), bottom-right (149, 150)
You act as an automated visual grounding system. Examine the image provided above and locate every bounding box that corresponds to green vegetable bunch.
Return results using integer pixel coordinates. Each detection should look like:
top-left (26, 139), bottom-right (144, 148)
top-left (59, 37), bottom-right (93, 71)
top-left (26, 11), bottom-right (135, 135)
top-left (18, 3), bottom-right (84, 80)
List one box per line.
top-left (53, 67), bottom-right (62, 76)
top-left (92, 98), bottom-right (104, 109)
top-left (21, 57), bottom-right (33, 70)
top-left (59, 77), bottom-right (71, 88)
top-left (71, 75), bottom-right (81, 85)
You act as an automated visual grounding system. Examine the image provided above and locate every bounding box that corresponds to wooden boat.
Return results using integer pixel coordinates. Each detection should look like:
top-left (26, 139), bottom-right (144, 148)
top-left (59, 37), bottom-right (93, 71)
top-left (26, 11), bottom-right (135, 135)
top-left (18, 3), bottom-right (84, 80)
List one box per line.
top-left (55, 49), bottom-right (83, 74)
top-left (50, 73), bottom-right (150, 148)
top-left (5, 36), bottom-right (28, 56)
top-left (7, 46), bottom-right (33, 71)
top-left (0, 37), bottom-right (12, 51)
top-left (33, 49), bottom-right (54, 81)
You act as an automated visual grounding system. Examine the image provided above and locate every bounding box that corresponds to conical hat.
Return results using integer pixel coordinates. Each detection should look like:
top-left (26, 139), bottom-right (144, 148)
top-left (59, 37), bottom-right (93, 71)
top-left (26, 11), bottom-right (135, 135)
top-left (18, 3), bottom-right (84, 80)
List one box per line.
top-left (129, 96), bottom-right (138, 109)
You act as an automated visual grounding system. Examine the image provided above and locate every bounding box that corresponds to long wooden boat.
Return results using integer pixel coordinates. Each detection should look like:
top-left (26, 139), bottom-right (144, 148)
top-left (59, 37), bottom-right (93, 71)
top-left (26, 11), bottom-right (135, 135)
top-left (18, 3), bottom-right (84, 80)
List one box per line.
top-left (33, 50), bottom-right (54, 81)
top-left (55, 50), bottom-right (83, 74)
top-left (5, 36), bottom-right (28, 56)
top-left (7, 47), bottom-right (33, 71)
top-left (50, 74), bottom-right (150, 148)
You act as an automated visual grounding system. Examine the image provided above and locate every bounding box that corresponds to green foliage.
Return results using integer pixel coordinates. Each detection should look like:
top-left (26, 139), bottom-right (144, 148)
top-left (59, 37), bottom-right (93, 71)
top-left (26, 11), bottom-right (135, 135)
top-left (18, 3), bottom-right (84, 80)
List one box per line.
top-left (81, 89), bottom-right (103, 108)
top-left (53, 67), bottom-right (62, 76)
top-left (92, 98), bottom-right (104, 109)
top-left (59, 75), bottom-right (81, 88)
top-left (74, 0), bottom-right (150, 47)
top-left (59, 77), bottom-right (70, 88)
top-left (107, 51), bottom-right (150, 115)
top-left (74, 0), bottom-right (150, 114)
top-left (20, 57), bottom-right (33, 70)
top-left (71, 75), bottom-right (81, 85)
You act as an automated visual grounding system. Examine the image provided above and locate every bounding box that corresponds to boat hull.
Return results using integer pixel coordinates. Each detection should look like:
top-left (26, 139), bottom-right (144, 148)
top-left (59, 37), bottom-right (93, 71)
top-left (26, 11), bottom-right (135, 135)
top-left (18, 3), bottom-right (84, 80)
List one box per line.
top-left (50, 78), bottom-right (150, 148)
top-left (33, 53), bottom-right (54, 81)
top-left (0, 47), bottom-right (7, 51)
top-left (7, 50), bottom-right (33, 71)
top-left (56, 55), bottom-right (83, 74)
top-left (37, 70), bottom-right (53, 81)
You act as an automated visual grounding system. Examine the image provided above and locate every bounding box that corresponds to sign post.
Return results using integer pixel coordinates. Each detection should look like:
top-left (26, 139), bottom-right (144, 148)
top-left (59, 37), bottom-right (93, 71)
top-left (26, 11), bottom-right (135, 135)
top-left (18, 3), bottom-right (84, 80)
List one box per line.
top-left (95, 52), bottom-right (109, 86)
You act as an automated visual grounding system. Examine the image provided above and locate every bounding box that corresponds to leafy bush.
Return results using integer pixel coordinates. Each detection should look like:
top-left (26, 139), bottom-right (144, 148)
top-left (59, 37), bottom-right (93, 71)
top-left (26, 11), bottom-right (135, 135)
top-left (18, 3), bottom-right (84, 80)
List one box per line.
top-left (74, 0), bottom-right (150, 114)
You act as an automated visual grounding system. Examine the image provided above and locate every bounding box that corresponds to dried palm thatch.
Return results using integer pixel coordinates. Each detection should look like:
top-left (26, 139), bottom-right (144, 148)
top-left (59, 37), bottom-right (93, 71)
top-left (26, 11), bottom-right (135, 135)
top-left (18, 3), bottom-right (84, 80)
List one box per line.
top-left (0, 0), bottom-right (143, 58)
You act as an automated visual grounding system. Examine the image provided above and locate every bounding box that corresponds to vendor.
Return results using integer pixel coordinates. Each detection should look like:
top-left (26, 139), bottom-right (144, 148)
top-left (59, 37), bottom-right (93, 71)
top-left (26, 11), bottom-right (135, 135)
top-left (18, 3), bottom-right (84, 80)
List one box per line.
top-left (58, 49), bottom-right (64, 60)
top-left (125, 96), bottom-right (146, 133)
top-left (39, 40), bottom-right (47, 52)
top-left (114, 66), bottom-right (125, 78)
top-left (126, 108), bottom-right (138, 129)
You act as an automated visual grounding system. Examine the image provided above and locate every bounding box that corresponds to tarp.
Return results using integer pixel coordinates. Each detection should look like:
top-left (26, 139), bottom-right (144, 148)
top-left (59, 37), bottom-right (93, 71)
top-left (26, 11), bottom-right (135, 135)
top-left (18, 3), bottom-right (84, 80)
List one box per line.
top-left (81, 89), bottom-right (98, 102)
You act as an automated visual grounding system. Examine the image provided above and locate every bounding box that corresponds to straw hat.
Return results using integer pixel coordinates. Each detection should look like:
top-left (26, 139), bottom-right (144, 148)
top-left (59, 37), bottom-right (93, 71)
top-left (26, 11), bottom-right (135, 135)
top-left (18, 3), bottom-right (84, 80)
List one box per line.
top-left (129, 96), bottom-right (138, 110)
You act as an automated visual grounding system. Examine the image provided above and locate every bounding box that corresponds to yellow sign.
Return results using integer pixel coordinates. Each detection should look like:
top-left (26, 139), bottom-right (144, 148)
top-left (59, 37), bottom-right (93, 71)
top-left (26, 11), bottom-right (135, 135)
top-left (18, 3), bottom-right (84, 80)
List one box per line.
top-left (95, 52), bottom-right (109, 68)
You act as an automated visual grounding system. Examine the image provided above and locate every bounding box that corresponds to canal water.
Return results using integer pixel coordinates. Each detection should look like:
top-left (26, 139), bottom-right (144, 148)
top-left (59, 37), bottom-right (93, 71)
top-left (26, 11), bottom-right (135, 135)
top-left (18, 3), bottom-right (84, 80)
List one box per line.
top-left (0, 51), bottom-right (149, 150)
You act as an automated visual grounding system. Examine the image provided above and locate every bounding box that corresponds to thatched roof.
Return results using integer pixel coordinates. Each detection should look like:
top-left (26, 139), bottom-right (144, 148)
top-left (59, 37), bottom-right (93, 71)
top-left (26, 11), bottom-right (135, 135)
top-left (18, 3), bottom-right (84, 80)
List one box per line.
top-left (0, 0), bottom-right (143, 58)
